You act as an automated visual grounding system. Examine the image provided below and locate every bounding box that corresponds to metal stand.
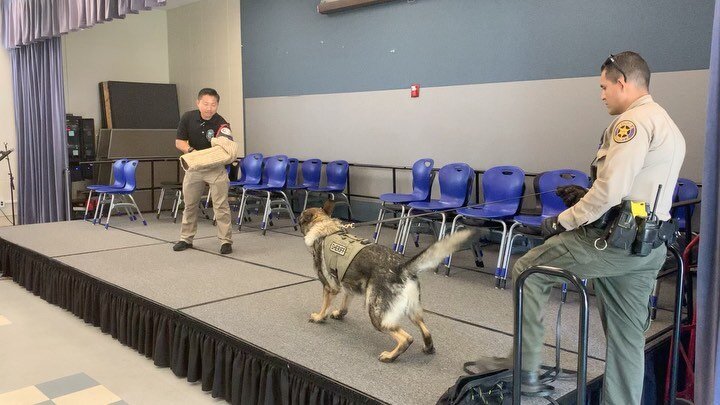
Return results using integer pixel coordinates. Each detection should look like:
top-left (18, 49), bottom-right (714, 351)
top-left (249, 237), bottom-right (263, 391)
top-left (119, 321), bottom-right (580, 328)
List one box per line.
top-left (513, 265), bottom-right (589, 405)
top-left (0, 144), bottom-right (16, 225)
top-left (667, 244), bottom-right (685, 405)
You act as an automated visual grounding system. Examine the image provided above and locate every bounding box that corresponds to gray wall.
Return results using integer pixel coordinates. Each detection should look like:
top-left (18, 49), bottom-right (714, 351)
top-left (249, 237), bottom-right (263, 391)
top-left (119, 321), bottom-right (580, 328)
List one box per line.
top-left (242, 0), bottom-right (713, 97)
top-left (241, 0), bottom-right (712, 215)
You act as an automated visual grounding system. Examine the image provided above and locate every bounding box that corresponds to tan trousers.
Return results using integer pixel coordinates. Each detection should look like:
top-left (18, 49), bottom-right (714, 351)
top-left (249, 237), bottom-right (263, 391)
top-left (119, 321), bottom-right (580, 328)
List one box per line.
top-left (180, 166), bottom-right (232, 245)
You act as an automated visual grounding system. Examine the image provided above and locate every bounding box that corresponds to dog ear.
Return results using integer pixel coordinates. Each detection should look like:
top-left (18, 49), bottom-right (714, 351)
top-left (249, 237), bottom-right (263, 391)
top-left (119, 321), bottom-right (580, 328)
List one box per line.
top-left (322, 200), bottom-right (335, 215)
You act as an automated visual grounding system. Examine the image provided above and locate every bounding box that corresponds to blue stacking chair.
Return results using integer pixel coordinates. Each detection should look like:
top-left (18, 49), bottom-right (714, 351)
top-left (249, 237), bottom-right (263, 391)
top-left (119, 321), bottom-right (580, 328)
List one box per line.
top-left (286, 158), bottom-right (322, 211)
top-left (238, 155), bottom-right (297, 235)
top-left (444, 166), bottom-right (525, 276)
top-left (84, 159), bottom-right (128, 221)
top-left (284, 158), bottom-right (300, 211)
top-left (232, 154), bottom-right (264, 225)
top-left (306, 160), bottom-right (352, 219)
top-left (671, 178), bottom-right (699, 234)
top-left (373, 158), bottom-right (434, 249)
top-left (398, 163), bottom-right (474, 256)
top-left (494, 169), bottom-right (589, 288)
top-left (286, 158), bottom-right (300, 187)
top-left (94, 160), bottom-right (146, 229)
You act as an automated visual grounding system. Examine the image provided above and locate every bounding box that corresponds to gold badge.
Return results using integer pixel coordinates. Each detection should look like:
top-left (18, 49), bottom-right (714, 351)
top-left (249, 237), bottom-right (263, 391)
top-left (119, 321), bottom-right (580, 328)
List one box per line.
top-left (613, 120), bottom-right (637, 143)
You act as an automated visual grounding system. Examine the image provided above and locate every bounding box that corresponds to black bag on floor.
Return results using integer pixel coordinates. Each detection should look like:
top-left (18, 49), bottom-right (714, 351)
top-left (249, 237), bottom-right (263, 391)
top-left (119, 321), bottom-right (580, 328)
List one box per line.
top-left (436, 368), bottom-right (513, 405)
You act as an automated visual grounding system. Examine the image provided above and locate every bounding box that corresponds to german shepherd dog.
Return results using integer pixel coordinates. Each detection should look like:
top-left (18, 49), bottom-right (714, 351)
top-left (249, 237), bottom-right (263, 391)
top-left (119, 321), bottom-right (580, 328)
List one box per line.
top-left (298, 201), bottom-right (472, 362)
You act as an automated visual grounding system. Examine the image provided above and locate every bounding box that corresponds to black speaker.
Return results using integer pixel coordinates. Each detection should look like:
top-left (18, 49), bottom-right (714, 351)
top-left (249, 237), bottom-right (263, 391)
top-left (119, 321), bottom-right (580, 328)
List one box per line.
top-left (81, 118), bottom-right (96, 161)
top-left (65, 114), bottom-right (82, 163)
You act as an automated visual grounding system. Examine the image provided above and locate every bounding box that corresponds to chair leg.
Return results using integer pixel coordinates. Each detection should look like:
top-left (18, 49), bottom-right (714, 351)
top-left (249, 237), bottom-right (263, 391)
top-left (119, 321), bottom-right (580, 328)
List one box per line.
top-left (237, 190), bottom-right (248, 231)
top-left (104, 195), bottom-right (116, 229)
top-left (492, 219), bottom-right (509, 281)
top-left (122, 196), bottom-right (135, 221)
top-left (128, 195), bottom-right (147, 226)
top-left (83, 190), bottom-right (94, 220)
top-left (341, 193), bottom-right (353, 220)
top-left (173, 190), bottom-right (183, 223)
top-left (261, 192), bottom-right (272, 235)
top-left (156, 187), bottom-right (166, 219)
top-left (391, 206), bottom-right (406, 251)
top-left (93, 193), bottom-right (105, 225)
top-left (399, 208), bottom-right (414, 255)
top-left (279, 191), bottom-right (298, 230)
top-left (373, 202), bottom-right (386, 243)
top-left (302, 190), bottom-right (310, 211)
top-left (444, 214), bottom-right (464, 274)
top-left (498, 223), bottom-right (521, 289)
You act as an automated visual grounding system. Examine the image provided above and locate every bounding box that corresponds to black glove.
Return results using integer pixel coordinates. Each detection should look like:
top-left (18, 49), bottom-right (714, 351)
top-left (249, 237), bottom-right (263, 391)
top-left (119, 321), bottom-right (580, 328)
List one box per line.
top-left (540, 216), bottom-right (566, 239)
top-left (556, 185), bottom-right (588, 208)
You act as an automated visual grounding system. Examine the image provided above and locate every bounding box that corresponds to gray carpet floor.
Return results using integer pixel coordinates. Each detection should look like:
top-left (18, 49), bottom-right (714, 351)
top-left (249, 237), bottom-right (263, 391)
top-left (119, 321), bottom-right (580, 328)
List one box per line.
top-left (0, 213), bottom-right (682, 404)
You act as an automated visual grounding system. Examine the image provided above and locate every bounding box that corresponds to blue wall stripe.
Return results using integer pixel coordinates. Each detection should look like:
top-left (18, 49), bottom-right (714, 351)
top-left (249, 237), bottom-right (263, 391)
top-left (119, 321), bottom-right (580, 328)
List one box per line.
top-left (241, 0), bottom-right (713, 98)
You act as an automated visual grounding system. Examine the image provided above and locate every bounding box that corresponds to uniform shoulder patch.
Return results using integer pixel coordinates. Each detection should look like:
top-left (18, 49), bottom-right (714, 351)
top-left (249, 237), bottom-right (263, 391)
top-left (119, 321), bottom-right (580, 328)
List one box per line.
top-left (613, 120), bottom-right (637, 143)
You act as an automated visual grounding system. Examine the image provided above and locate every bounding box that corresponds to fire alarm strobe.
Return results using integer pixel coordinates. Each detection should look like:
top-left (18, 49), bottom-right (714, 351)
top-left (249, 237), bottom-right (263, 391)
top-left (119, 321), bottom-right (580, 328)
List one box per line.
top-left (411, 84), bottom-right (420, 98)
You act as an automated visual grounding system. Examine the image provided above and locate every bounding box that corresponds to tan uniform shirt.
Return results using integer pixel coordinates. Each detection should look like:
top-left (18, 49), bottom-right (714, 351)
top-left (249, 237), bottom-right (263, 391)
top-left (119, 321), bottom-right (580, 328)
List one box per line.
top-left (558, 95), bottom-right (686, 230)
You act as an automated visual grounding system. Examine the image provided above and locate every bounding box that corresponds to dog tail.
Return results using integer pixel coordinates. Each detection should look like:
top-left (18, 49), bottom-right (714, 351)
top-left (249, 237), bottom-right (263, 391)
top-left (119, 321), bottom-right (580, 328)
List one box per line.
top-left (402, 229), bottom-right (473, 275)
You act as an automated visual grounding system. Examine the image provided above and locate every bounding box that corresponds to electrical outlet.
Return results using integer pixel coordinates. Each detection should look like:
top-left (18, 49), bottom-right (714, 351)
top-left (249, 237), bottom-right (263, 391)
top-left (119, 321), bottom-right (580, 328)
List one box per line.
top-left (0, 201), bottom-right (6, 208)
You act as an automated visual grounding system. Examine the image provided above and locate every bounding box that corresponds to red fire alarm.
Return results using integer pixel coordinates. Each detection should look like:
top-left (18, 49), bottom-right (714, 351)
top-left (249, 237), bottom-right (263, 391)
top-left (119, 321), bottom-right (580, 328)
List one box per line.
top-left (410, 83), bottom-right (420, 98)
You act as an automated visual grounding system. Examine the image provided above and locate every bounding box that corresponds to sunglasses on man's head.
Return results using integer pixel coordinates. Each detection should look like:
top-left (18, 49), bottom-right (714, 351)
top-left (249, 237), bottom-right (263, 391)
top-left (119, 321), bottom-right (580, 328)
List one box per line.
top-left (605, 54), bottom-right (627, 82)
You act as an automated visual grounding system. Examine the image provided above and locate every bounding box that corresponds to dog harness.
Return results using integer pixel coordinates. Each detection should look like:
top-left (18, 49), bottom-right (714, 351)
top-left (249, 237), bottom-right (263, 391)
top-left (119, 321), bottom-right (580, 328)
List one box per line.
top-left (322, 233), bottom-right (372, 280)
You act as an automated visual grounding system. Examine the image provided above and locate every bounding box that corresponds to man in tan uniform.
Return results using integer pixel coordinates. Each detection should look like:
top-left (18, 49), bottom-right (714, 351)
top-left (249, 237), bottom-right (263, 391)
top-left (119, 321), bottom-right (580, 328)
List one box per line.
top-left (514, 52), bottom-right (685, 404)
top-left (173, 88), bottom-right (233, 254)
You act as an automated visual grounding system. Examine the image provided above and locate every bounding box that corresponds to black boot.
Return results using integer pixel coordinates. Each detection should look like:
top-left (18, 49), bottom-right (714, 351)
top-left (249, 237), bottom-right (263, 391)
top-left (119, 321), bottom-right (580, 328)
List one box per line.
top-left (173, 241), bottom-right (193, 251)
top-left (520, 371), bottom-right (555, 397)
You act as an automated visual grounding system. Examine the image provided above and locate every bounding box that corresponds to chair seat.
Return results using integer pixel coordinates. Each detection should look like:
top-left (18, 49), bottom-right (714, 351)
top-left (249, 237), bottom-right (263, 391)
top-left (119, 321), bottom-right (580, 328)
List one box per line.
top-left (513, 214), bottom-right (545, 228)
top-left (230, 180), bottom-right (259, 187)
top-left (96, 187), bottom-right (133, 195)
top-left (244, 184), bottom-right (283, 192)
top-left (379, 192), bottom-right (427, 204)
top-left (88, 184), bottom-right (118, 191)
top-left (409, 199), bottom-right (464, 211)
top-left (307, 186), bottom-right (344, 192)
top-left (456, 205), bottom-right (517, 219)
top-left (286, 183), bottom-right (313, 190)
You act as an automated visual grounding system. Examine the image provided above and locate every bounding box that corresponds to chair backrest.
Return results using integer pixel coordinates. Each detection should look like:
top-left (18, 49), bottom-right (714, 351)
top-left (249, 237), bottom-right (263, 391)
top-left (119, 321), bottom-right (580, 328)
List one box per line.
top-left (121, 160), bottom-right (140, 191)
top-left (437, 163), bottom-right (474, 206)
top-left (262, 155), bottom-right (289, 188)
top-left (411, 158), bottom-right (434, 200)
top-left (325, 160), bottom-right (349, 191)
top-left (482, 165), bottom-right (525, 213)
top-left (110, 159), bottom-right (128, 188)
top-left (287, 158), bottom-right (300, 187)
top-left (672, 177), bottom-right (700, 224)
top-left (536, 169), bottom-right (590, 216)
top-left (241, 153), bottom-right (263, 185)
top-left (301, 159), bottom-right (323, 187)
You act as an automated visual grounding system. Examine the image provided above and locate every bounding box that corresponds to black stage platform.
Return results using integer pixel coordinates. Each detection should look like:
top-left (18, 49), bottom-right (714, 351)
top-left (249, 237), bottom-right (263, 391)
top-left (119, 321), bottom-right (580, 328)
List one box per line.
top-left (0, 215), bottom-right (678, 404)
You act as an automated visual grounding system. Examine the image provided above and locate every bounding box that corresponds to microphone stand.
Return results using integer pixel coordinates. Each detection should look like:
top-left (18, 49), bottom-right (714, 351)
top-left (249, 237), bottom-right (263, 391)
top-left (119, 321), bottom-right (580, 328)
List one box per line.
top-left (0, 143), bottom-right (16, 226)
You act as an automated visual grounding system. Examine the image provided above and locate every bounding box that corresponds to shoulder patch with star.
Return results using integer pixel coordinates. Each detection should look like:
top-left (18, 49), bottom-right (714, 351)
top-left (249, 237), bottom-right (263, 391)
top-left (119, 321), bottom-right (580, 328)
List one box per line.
top-left (613, 120), bottom-right (637, 143)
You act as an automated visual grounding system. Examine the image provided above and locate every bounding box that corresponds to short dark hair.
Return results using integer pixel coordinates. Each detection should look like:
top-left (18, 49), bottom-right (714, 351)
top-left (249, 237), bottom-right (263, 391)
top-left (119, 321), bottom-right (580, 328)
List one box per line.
top-left (197, 88), bottom-right (220, 102)
top-left (601, 51), bottom-right (651, 89)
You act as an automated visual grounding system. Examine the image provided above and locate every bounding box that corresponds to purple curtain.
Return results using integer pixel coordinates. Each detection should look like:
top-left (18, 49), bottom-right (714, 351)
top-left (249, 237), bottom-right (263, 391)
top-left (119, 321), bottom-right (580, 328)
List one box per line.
top-left (10, 37), bottom-right (67, 224)
top-left (696, 0), bottom-right (720, 403)
top-left (1, 0), bottom-right (166, 49)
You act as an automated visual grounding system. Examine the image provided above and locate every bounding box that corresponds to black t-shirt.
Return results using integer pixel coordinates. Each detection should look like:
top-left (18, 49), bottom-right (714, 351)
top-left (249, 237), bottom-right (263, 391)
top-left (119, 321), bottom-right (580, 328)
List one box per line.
top-left (176, 110), bottom-right (229, 151)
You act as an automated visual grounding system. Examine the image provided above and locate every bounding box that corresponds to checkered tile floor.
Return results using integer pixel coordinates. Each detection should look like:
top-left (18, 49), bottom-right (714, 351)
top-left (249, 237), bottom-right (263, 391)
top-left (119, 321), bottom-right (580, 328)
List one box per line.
top-left (0, 373), bottom-right (125, 405)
